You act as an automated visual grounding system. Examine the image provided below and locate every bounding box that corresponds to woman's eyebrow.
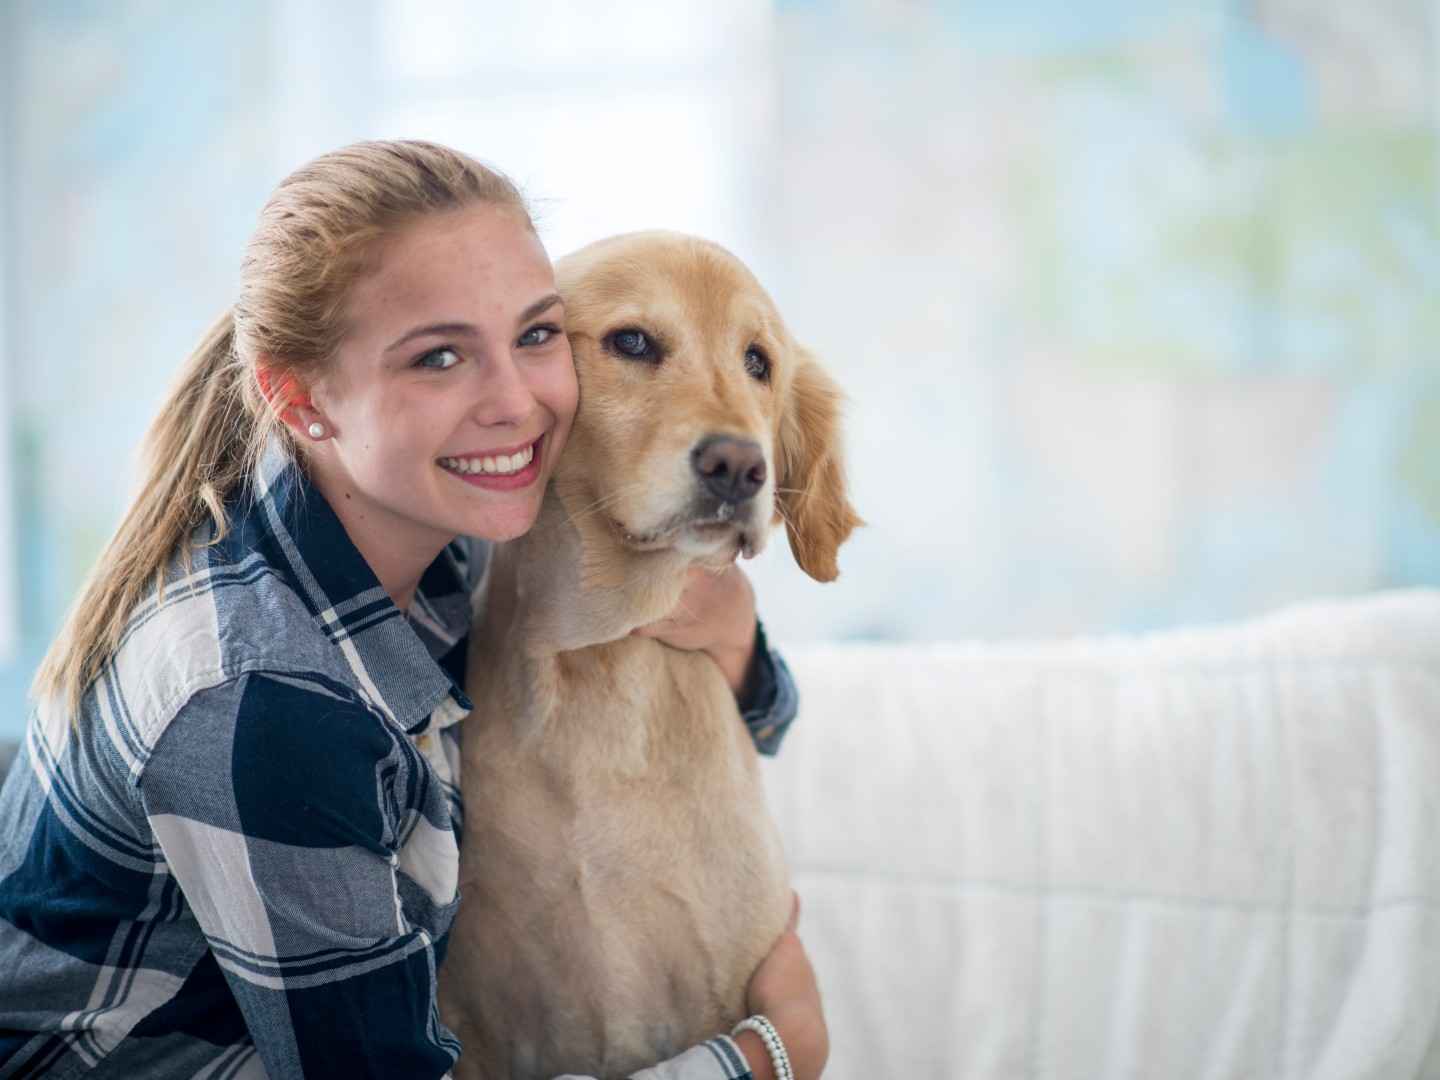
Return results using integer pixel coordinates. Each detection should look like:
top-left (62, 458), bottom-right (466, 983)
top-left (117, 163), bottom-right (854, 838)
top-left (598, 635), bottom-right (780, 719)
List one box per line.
top-left (384, 294), bottom-right (563, 354)
top-left (385, 321), bottom-right (478, 353)
top-left (518, 292), bottom-right (563, 324)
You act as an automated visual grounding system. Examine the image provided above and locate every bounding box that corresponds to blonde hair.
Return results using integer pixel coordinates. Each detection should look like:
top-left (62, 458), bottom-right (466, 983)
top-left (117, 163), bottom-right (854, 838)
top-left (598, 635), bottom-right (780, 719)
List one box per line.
top-left (33, 140), bottom-right (531, 711)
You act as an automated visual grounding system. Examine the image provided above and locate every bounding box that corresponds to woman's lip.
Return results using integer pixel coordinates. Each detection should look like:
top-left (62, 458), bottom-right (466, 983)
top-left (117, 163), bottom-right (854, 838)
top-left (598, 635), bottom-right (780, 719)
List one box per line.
top-left (438, 436), bottom-right (545, 492)
top-left (440, 436), bottom-right (542, 460)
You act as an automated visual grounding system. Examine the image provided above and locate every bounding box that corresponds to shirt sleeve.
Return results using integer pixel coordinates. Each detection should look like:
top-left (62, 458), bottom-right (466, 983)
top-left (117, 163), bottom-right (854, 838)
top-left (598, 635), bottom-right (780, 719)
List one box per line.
top-left (552, 1034), bottom-right (753, 1079)
top-left (139, 672), bottom-right (459, 1080)
top-left (735, 619), bottom-right (799, 757)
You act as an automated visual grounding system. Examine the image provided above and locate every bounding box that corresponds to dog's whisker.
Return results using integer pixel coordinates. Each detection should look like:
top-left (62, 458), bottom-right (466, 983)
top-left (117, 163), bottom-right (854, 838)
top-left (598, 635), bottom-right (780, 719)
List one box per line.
top-left (566, 481), bottom-right (651, 520)
top-left (524, 482), bottom-right (651, 542)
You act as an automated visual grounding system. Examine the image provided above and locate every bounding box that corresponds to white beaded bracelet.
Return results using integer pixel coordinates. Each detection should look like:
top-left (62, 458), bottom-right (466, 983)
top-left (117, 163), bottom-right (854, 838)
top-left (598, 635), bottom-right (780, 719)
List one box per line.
top-left (731, 1014), bottom-right (794, 1080)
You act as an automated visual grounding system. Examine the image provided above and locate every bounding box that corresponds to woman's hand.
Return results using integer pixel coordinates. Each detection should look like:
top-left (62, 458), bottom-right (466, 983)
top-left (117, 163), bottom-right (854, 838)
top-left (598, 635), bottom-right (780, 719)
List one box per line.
top-left (738, 895), bottom-right (829, 1080)
top-left (631, 564), bottom-right (758, 695)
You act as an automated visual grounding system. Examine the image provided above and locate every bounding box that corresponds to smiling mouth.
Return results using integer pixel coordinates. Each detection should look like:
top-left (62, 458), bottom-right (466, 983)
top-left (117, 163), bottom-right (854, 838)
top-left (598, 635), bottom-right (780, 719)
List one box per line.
top-left (438, 439), bottom-right (538, 477)
top-left (437, 436), bottom-right (545, 490)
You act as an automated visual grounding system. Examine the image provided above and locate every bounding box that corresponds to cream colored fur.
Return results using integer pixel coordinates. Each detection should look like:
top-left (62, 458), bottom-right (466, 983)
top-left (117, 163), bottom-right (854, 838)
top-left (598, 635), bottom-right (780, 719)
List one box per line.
top-left (438, 232), bottom-right (861, 1079)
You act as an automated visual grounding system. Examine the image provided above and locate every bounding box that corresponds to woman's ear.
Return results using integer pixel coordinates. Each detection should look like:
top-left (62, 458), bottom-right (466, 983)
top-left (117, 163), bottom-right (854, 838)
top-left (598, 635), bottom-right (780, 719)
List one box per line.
top-left (775, 348), bottom-right (863, 582)
top-left (256, 360), bottom-right (324, 439)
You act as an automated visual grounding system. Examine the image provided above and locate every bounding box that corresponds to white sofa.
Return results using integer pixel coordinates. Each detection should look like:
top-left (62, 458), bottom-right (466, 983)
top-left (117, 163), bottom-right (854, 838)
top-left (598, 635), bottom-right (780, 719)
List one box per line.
top-left (766, 591), bottom-right (1440, 1080)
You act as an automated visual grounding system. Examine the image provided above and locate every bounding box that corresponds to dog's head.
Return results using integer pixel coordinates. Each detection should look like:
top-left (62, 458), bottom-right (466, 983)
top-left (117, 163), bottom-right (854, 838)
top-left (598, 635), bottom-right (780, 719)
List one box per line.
top-left (553, 231), bottom-right (860, 582)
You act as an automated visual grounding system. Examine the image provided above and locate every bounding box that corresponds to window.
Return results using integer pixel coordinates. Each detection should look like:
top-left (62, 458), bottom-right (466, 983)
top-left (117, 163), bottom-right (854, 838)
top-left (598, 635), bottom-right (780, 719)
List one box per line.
top-left (373, 0), bottom-right (777, 265)
top-left (0, 9), bottom-right (18, 664)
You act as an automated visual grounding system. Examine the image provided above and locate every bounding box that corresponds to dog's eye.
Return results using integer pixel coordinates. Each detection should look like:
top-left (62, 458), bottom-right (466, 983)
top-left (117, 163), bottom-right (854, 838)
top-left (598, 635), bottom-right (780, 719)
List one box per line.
top-left (608, 328), bottom-right (658, 362)
top-left (744, 346), bottom-right (771, 383)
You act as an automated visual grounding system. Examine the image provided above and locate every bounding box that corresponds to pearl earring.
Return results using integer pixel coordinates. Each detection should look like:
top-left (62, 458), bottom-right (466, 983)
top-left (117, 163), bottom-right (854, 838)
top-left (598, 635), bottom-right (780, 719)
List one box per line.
top-left (307, 422), bottom-right (326, 440)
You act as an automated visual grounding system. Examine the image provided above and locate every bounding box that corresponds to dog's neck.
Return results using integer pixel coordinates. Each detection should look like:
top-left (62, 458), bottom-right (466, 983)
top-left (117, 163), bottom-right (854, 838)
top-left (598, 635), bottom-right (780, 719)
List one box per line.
top-left (485, 480), bottom-right (696, 659)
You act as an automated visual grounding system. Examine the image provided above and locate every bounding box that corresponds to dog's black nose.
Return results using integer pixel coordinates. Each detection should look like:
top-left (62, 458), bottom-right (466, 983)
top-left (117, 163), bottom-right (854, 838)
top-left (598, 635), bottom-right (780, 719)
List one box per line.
top-left (692, 435), bottom-right (767, 503)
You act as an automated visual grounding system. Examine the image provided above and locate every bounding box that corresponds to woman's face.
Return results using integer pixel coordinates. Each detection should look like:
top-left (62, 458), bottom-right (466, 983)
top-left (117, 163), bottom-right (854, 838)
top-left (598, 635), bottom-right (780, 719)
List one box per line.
top-left (304, 205), bottom-right (578, 576)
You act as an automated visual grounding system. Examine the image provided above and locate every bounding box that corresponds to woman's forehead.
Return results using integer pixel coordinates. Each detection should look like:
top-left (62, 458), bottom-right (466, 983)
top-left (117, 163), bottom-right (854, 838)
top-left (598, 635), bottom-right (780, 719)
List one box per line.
top-left (345, 206), bottom-right (554, 333)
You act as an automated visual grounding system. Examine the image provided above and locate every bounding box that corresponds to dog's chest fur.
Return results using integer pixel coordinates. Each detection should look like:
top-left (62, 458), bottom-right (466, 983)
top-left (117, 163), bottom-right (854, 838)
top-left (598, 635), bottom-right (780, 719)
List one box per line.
top-left (438, 510), bottom-right (791, 1080)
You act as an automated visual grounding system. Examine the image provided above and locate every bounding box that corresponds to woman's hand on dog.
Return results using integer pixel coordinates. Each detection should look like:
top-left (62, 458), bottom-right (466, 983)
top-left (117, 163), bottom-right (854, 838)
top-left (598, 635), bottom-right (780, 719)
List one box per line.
top-left (740, 894), bottom-right (829, 1080)
top-left (631, 564), bottom-right (758, 695)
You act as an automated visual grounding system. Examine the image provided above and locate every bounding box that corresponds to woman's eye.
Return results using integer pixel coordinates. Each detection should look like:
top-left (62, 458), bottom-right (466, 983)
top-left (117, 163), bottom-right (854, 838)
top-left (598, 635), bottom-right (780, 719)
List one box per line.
top-left (609, 328), bottom-right (657, 361)
top-left (415, 347), bottom-right (461, 370)
top-left (519, 324), bottom-right (560, 347)
top-left (744, 346), bottom-right (771, 382)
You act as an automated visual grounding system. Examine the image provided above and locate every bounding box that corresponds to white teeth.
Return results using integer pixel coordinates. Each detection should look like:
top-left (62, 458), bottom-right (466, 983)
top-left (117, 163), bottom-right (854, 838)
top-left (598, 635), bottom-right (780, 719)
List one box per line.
top-left (439, 444), bottom-right (535, 477)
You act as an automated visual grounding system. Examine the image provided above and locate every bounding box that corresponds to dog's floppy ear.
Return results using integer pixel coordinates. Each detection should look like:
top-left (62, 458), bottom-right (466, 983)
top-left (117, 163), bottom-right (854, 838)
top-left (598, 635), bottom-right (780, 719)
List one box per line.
top-left (775, 347), bottom-right (863, 582)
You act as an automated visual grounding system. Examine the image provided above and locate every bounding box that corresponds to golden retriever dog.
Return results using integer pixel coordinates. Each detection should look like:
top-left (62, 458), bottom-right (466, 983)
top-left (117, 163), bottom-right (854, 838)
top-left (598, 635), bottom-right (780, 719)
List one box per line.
top-left (438, 231), bottom-right (861, 1079)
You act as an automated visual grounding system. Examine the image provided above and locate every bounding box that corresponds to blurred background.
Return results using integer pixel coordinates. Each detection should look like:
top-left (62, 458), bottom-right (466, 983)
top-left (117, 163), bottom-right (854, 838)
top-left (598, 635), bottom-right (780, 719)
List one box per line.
top-left (1, 0), bottom-right (1437, 738)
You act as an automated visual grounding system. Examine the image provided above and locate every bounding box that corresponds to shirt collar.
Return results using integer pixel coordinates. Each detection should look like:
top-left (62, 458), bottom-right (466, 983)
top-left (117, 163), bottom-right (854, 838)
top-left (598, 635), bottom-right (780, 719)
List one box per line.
top-left (249, 436), bottom-right (474, 734)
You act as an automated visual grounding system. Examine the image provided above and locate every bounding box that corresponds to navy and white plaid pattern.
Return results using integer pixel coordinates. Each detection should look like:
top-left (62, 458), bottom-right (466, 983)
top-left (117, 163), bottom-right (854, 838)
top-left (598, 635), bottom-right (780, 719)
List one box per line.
top-left (0, 439), bottom-right (794, 1079)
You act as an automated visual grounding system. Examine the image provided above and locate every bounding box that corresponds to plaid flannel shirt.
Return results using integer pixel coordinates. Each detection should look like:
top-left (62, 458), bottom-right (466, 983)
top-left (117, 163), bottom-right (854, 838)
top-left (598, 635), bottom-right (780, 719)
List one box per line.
top-left (0, 439), bottom-right (797, 1079)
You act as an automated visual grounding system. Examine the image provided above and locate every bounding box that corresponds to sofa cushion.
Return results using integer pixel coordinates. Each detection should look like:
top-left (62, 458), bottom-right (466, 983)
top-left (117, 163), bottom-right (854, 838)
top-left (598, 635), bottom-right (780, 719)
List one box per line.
top-left (766, 591), bottom-right (1440, 1080)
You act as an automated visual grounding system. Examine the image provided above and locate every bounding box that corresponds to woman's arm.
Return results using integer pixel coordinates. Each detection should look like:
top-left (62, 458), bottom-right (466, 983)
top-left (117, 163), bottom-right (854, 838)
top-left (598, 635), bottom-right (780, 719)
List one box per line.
top-left (140, 674), bottom-right (458, 1080)
top-left (630, 564), bottom-right (758, 693)
top-left (632, 566), bottom-right (800, 755)
top-left (735, 907), bottom-right (830, 1080)
top-left (570, 902), bottom-right (829, 1080)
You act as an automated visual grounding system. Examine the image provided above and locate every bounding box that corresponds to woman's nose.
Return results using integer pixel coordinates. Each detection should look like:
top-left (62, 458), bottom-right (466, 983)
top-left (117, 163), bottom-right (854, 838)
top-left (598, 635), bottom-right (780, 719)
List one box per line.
top-left (470, 352), bottom-right (536, 427)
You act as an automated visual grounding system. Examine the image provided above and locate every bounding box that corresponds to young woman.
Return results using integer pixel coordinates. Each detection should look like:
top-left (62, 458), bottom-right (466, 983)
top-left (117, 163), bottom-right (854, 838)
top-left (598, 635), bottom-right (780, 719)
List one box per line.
top-left (0, 141), bottom-right (826, 1080)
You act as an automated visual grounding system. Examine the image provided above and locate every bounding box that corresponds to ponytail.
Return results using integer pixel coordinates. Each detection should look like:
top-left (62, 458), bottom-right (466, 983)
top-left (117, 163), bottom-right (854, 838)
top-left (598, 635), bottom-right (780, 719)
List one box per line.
top-left (31, 309), bottom-right (268, 711)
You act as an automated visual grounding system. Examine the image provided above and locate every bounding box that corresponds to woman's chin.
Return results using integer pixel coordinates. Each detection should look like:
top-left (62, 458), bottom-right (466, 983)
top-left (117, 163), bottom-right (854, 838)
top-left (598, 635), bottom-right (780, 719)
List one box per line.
top-left (457, 496), bottom-right (544, 543)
